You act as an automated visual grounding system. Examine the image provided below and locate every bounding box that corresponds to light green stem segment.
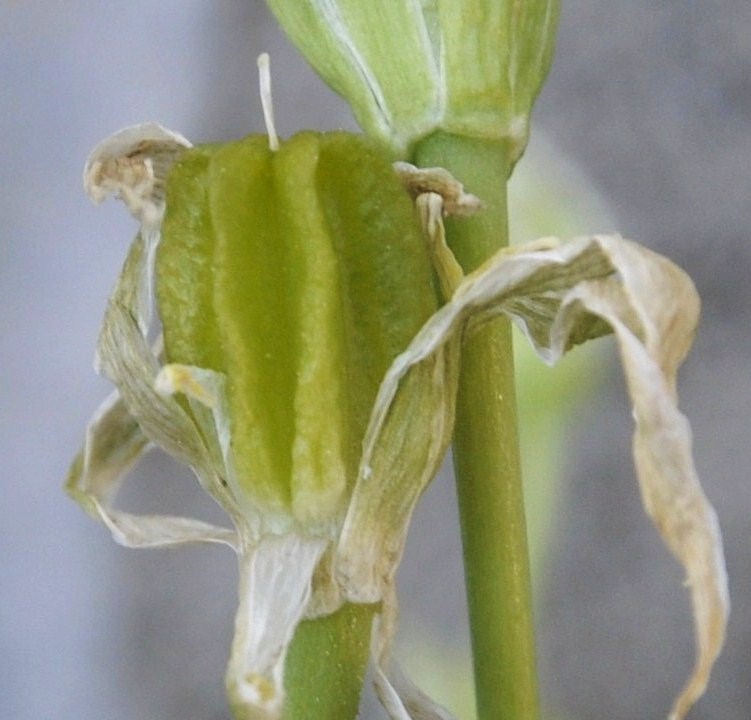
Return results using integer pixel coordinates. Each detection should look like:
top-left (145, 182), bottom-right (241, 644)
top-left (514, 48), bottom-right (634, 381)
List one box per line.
top-left (412, 131), bottom-right (540, 720)
top-left (282, 602), bottom-right (377, 720)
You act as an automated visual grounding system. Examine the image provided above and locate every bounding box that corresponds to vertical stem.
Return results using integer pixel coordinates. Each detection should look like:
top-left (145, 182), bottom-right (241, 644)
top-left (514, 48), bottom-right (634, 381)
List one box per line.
top-left (412, 132), bottom-right (539, 720)
top-left (282, 603), bottom-right (376, 720)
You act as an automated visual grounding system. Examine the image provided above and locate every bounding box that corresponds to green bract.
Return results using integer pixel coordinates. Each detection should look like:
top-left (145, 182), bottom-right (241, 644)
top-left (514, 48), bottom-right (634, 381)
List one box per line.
top-left (265, 0), bottom-right (559, 160)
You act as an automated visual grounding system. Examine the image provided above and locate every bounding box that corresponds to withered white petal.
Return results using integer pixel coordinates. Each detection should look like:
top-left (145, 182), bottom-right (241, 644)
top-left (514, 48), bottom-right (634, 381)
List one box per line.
top-left (336, 337), bottom-right (458, 604)
top-left (68, 389), bottom-right (147, 509)
top-left (84, 122), bottom-right (191, 226)
top-left (98, 237), bottom-right (225, 490)
top-left (547, 239), bottom-right (727, 720)
top-left (66, 388), bottom-right (238, 550)
top-left (97, 504), bottom-right (237, 550)
top-left (84, 123), bottom-right (191, 334)
top-left (70, 209), bottom-right (241, 550)
top-left (226, 535), bottom-right (328, 720)
top-left (155, 363), bottom-right (294, 537)
top-left (353, 231), bottom-right (726, 719)
top-left (415, 193), bottom-right (464, 300)
top-left (335, 191), bottom-right (456, 603)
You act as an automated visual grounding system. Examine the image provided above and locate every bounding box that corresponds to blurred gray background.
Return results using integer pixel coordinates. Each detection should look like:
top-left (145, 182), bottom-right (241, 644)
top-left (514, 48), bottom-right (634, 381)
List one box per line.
top-left (2, 2), bottom-right (749, 719)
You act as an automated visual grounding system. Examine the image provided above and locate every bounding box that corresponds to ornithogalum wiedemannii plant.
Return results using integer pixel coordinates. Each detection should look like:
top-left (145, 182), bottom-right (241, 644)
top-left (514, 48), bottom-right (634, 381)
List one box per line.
top-left (67, 4), bottom-right (729, 720)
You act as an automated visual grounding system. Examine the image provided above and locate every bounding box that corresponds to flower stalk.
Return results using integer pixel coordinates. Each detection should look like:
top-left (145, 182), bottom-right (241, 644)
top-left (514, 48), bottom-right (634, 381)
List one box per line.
top-left (413, 131), bottom-right (539, 719)
top-left (282, 603), bottom-right (376, 720)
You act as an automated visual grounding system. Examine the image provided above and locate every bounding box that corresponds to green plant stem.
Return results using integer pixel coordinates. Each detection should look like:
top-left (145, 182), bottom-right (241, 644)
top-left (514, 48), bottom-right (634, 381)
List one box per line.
top-left (282, 602), bottom-right (376, 720)
top-left (412, 131), bottom-right (539, 720)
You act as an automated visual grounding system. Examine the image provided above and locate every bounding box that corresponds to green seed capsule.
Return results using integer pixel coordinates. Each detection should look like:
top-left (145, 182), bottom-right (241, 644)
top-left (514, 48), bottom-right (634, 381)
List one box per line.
top-left (157, 132), bottom-right (438, 524)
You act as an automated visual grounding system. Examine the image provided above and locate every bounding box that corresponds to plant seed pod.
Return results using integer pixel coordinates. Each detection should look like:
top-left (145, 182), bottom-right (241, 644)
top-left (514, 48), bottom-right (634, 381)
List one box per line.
top-left (156, 131), bottom-right (439, 528)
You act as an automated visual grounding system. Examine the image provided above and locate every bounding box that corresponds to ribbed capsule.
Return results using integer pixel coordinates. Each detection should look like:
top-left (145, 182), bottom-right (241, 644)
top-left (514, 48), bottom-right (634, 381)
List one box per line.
top-left (156, 132), bottom-right (438, 525)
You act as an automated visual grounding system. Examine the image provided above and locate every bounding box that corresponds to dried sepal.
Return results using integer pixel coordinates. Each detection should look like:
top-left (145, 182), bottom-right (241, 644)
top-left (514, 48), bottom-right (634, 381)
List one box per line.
top-left (84, 122), bottom-right (191, 226)
top-left (394, 161), bottom-right (483, 218)
top-left (67, 236), bottom-right (240, 550)
top-left (336, 340), bottom-right (459, 604)
top-left (360, 227), bottom-right (726, 719)
top-left (227, 535), bottom-right (329, 720)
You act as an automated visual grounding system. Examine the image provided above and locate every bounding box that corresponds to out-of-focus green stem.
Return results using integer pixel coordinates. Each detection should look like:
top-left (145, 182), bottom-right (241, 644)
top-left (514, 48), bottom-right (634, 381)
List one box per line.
top-left (281, 602), bottom-right (376, 720)
top-left (412, 131), bottom-right (539, 720)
